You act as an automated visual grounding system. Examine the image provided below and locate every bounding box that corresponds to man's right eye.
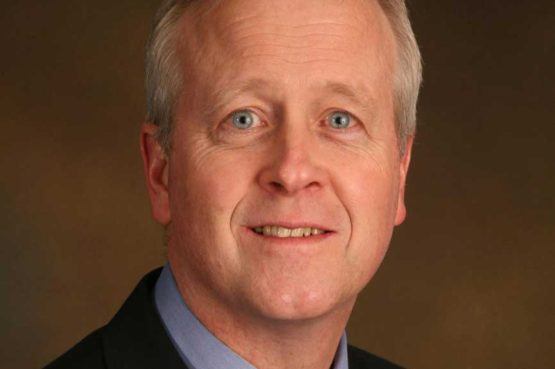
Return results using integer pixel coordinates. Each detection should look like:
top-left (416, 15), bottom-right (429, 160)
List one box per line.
top-left (230, 110), bottom-right (261, 130)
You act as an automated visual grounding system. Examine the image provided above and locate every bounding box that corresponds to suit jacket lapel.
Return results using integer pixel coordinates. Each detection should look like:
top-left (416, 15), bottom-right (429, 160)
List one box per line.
top-left (100, 269), bottom-right (188, 369)
top-left (96, 268), bottom-right (402, 369)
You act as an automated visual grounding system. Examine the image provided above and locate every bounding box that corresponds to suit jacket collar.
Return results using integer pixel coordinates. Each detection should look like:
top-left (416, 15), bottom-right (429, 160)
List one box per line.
top-left (101, 268), bottom-right (187, 369)
top-left (97, 268), bottom-right (402, 369)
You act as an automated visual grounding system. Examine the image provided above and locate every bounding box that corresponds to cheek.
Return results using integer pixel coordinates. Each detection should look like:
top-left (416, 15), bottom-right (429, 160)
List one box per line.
top-left (167, 146), bottom-right (255, 282)
top-left (338, 150), bottom-right (400, 222)
top-left (336, 154), bottom-right (400, 273)
top-left (173, 143), bottom-right (254, 215)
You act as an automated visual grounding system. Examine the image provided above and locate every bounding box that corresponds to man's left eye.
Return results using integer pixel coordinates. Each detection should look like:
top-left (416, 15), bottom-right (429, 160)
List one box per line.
top-left (327, 111), bottom-right (352, 129)
top-left (230, 110), bottom-right (261, 130)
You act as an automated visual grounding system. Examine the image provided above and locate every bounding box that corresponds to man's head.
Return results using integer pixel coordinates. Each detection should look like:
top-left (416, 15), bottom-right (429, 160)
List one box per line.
top-left (141, 0), bottom-right (422, 323)
top-left (146, 0), bottom-right (422, 155)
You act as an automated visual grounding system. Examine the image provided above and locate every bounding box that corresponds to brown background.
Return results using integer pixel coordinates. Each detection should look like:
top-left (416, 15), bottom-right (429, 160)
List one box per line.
top-left (1, 1), bottom-right (554, 368)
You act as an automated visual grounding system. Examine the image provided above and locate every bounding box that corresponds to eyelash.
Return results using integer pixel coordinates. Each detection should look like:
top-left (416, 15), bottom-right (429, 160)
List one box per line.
top-left (222, 109), bottom-right (361, 133)
top-left (221, 109), bottom-right (266, 134)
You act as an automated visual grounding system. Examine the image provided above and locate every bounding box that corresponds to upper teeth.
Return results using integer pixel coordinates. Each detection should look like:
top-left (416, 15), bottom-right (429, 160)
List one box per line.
top-left (253, 226), bottom-right (327, 238)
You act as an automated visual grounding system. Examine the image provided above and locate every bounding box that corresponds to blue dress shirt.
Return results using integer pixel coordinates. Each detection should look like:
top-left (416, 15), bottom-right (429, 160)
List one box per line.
top-left (155, 264), bottom-right (349, 369)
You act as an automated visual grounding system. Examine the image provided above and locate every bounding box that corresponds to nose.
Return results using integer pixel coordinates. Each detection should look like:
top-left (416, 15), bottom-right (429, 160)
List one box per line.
top-left (257, 123), bottom-right (327, 196)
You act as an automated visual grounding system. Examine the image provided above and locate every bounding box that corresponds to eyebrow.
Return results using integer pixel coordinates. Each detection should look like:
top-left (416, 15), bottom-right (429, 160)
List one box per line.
top-left (314, 80), bottom-right (376, 116)
top-left (199, 78), bottom-right (376, 120)
top-left (199, 78), bottom-right (274, 121)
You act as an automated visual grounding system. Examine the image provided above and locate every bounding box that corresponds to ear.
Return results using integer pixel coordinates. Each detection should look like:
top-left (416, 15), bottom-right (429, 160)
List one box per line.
top-left (140, 123), bottom-right (171, 225)
top-left (394, 135), bottom-right (414, 226)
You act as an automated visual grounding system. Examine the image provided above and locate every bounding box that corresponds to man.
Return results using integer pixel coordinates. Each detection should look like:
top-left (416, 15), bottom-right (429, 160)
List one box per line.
top-left (46, 0), bottom-right (421, 368)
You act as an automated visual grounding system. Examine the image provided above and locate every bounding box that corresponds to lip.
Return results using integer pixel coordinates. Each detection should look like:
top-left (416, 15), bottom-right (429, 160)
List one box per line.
top-left (243, 227), bottom-right (335, 245)
top-left (247, 222), bottom-right (334, 232)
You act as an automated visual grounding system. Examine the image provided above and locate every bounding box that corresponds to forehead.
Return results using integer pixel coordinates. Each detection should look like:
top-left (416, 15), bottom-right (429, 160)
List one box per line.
top-left (177, 0), bottom-right (395, 104)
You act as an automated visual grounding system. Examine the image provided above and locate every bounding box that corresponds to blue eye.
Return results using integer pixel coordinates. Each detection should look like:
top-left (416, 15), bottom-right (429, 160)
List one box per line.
top-left (231, 110), bottom-right (259, 129)
top-left (328, 111), bottom-right (352, 129)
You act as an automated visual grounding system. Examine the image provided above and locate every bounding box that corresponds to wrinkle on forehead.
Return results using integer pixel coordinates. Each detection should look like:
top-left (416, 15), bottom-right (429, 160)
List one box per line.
top-left (178, 0), bottom-right (395, 70)
top-left (174, 0), bottom-right (397, 123)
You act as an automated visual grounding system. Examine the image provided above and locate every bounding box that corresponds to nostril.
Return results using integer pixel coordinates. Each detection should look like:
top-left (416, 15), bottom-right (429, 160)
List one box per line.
top-left (268, 180), bottom-right (319, 194)
top-left (270, 181), bottom-right (284, 190)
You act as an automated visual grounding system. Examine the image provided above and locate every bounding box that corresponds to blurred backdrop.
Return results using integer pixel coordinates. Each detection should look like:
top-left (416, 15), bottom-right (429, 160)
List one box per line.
top-left (1, 1), bottom-right (554, 368)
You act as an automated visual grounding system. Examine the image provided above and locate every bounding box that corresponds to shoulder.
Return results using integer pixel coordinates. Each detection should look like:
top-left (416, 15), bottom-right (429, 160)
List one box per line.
top-left (44, 328), bottom-right (107, 369)
top-left (43, 268), bottom-right (171, 369)
top-left (347, 345), bottom-right (405, 369)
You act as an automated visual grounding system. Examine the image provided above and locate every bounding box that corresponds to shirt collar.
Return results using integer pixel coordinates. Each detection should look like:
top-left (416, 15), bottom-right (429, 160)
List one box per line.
top-left (155, 263), bottom-right (349, 369)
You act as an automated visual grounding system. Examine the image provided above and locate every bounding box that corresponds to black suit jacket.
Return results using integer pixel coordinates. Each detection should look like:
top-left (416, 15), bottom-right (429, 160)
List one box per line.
top-left (45, 268), bottom-right (404, 369)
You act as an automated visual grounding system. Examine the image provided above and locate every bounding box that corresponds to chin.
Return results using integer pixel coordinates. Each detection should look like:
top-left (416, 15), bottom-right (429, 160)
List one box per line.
top-left (241, 279), bottom-right (355, 322)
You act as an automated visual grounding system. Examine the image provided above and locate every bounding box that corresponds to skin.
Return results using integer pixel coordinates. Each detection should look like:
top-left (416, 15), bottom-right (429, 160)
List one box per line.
top-left (141, 0), bottom-right (413, 368)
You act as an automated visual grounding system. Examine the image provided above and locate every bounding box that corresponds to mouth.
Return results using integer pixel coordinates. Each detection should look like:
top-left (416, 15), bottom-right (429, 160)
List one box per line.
top-left (250, 225), bottom-right (332, 238)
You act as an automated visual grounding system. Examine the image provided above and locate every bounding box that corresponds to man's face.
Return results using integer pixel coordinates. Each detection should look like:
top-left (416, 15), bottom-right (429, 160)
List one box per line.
top-left (145, 0), bottom-right (412, 321)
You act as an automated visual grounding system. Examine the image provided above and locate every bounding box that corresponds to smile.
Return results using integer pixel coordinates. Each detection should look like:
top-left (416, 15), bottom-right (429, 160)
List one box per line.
top-left (252, 226), bottom-right (330, 238)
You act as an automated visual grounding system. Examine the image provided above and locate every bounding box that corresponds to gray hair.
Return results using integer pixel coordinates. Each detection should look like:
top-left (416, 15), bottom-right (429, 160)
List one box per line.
top-left (145, 0), bottom-right (422, 154)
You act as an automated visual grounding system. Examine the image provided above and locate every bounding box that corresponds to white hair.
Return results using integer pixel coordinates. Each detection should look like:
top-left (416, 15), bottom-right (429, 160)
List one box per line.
top-left (145, 0), bottom-right (422, 154)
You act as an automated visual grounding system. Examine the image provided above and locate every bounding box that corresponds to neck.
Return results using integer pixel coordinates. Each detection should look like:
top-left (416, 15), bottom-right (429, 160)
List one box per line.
top-left (170, 263), bottom-right (355, 369)
top-left (190, 296), bottom-right (354, 369)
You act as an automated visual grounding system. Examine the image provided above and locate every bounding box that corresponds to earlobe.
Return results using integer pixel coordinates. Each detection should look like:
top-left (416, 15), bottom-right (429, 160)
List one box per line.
top-left (140, 123), bottom-right (171, 225)
top-left (394, 136), bottom-right (414, 226)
